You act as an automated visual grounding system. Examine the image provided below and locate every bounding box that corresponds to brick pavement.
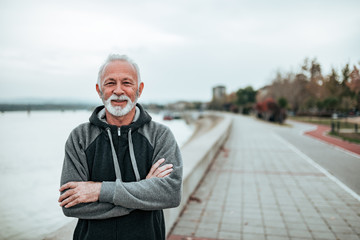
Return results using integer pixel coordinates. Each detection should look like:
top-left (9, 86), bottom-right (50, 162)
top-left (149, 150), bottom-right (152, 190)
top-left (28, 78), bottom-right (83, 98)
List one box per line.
top-left (168, 115), bottom-right (360, 240)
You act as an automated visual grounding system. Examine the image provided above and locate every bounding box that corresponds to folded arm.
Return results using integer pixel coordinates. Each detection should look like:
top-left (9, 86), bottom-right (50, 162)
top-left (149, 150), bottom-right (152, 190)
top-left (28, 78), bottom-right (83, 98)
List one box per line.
top-left (99, 127), bottom-right (183, 210)
top-left (59, 125), bottom-right (183, 217)
top-left (59, 158), bottom-right (173, 209)
top-left (59, 129), bottom-right (132, 219)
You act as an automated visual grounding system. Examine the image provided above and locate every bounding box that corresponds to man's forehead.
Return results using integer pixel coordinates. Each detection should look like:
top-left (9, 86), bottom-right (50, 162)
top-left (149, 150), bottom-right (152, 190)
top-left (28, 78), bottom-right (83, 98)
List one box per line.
top-left (104, 60), bottom-right (135, 72)
top-left (102, 60), bottom-right (137, 79)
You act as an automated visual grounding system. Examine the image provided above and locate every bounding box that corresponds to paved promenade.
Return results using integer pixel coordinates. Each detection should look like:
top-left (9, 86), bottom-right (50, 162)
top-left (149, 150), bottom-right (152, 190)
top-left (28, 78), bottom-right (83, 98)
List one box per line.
top-left (168, 115), bottom-right (360, 240)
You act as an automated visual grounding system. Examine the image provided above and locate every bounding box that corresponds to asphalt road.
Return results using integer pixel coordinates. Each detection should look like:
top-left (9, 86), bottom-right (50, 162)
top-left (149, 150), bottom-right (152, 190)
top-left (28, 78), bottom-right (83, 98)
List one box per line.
top-left (271, 119), bottom-right (360, 196)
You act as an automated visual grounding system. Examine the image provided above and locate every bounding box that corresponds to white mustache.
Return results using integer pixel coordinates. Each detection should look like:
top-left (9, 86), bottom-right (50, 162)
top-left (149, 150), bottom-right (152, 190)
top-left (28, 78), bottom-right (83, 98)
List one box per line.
top-left (108, 94), bottom-right (131, 102)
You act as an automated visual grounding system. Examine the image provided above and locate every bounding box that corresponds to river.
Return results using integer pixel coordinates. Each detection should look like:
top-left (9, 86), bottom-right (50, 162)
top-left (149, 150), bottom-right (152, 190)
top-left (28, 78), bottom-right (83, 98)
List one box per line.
top-left (0, 110), bottom-right (193, 240)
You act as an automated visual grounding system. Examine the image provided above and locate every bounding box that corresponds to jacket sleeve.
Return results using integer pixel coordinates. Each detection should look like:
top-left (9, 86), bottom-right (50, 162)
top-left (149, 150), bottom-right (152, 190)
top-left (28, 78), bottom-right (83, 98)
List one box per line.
top-left (99, 126), bottom-right (183, 210)
top-left (60, 127), bottom-right (132, 220)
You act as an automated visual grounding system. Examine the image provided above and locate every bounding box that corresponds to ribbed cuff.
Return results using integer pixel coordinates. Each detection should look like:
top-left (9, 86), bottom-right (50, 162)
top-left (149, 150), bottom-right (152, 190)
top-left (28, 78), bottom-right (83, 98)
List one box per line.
top-left (99, 181), bottom-right (116, 203)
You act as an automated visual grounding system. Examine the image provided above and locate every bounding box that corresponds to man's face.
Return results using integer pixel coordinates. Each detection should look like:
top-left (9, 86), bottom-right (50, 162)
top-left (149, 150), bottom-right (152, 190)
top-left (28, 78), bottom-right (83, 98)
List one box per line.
top-left (96, 60), bottom-right (144, 116)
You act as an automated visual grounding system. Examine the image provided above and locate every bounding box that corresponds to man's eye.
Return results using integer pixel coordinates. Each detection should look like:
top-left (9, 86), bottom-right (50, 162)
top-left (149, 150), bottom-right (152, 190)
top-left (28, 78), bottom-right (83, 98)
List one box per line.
top-left (105, 82), bottom-right (115, 85)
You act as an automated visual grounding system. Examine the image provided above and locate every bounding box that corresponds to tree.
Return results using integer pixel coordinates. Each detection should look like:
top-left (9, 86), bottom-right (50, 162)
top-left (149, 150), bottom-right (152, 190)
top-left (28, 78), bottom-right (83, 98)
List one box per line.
top-left (236, 86), bottom-right (257, 105)
top-left (338, 64), bottom-right (355, 112)
top-left (278, 97), bottom-right (288, 109)
top-left (307, 58), bottom-right (324, 99)
top-left (323, 97), bottom-right (339, 112)
top-left (324, 68), bottom-right (341, 96)
top-left (236, 86), bottom-right (257, 114)
top-left (341, 64), bottom-right (351, 87)
top-left (348, 66), bottom-right (360, 111)
top-left (262, 58), bottom-right (360, 115)
top-left (348, 66), bottom-right (360, 94)
top-left (340, 97), bottom-right (357, 113)
top-left (291, 73), bottom-right (309, 113)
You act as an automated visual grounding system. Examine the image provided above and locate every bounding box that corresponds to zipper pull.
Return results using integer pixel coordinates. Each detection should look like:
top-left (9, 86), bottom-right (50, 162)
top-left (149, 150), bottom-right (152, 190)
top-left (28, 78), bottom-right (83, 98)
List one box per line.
top-left (118, 127), bottom-right (121, 136)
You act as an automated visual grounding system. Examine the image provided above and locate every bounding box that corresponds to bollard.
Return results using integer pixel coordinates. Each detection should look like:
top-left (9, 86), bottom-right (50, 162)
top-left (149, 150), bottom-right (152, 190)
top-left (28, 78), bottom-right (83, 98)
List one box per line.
top-left (355, 124), bottom-right (358, 133)
top-left (331, 121), bottom-right (335, 133)
top-left (336, 121), bottom-right (340, 133)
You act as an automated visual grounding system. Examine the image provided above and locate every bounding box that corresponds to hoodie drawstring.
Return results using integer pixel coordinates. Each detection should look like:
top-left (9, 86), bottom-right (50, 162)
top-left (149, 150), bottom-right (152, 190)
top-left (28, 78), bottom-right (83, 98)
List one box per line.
top-left (106, 127), bottom-right (141, 182)
top-left (107, 128), bottom-right (122, 180)
top-left (128, 129), bottom-right (141, 182)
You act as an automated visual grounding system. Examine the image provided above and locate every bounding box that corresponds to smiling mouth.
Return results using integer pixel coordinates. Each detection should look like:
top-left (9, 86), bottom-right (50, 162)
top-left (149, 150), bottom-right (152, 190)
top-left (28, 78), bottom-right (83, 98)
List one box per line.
top-left (111, 99), bottom-right (127, 105)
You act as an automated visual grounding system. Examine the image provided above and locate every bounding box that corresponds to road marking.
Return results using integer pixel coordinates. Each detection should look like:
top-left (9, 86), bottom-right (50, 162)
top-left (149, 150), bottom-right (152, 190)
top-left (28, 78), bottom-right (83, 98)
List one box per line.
top-left (287, 120), bottom-right (360, 158)
top-left (273, 133), bottom-right (360, 202)
top-left (305, 132), bottom-right (360, 159)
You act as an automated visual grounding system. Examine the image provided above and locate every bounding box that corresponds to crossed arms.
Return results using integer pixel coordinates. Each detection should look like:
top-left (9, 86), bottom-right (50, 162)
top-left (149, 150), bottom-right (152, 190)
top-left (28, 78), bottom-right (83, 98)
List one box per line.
top-left (59, 126), bottom-right (182, 220)
top-left (58, 158), bottom-right (173, 208)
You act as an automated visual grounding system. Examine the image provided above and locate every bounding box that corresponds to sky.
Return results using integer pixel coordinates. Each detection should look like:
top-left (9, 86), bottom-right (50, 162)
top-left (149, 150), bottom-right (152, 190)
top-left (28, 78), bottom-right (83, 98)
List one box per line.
top-left (0, 0), bottom-right (359, 104)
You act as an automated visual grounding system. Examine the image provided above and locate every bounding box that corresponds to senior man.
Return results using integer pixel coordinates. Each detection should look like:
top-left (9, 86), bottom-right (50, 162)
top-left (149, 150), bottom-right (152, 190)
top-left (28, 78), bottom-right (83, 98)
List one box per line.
top-left (58, 54), bottom-right (183, 240)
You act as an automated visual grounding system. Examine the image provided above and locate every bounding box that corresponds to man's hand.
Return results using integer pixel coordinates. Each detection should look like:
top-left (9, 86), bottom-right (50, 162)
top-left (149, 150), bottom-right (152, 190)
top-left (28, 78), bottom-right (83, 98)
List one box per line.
top-left (146, 158), bottom-right (173, 179)
top-left (58, 181), bottom-right (101, 208)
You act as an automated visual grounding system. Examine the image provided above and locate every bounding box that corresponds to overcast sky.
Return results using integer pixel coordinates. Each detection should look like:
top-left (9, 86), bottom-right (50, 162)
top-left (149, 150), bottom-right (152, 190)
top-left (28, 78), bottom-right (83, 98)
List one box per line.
top-left (1, 0), bottom-right (359, 104)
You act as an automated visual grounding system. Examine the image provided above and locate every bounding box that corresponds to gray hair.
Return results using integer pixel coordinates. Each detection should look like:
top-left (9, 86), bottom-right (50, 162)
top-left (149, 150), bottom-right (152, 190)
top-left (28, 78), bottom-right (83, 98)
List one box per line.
top-left (97, 54), bottom-right (141, 91)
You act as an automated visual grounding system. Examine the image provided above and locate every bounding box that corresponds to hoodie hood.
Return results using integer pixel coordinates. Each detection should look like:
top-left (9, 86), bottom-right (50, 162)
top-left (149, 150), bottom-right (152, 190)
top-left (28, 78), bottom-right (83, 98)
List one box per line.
top-left (89, 103), bottom-right (152, 134)
top-left (89, 103), bottom-right (152, 182)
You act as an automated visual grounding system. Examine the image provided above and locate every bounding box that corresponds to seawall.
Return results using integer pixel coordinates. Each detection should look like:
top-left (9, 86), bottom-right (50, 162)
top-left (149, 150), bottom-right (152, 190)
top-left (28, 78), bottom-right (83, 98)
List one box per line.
top-left (45, 112), bottom-right (233, 239)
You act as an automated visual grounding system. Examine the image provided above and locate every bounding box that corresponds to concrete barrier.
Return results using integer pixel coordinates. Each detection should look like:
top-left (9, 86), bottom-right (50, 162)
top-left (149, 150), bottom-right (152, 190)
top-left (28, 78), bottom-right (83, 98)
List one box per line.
top-left (45, 113), bottom-right (233, 239)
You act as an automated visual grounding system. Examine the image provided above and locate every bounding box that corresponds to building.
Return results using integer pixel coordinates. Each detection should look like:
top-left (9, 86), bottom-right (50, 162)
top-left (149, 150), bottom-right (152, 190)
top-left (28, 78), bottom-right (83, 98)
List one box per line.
top-left (212, 85), bottom-right (226, 101)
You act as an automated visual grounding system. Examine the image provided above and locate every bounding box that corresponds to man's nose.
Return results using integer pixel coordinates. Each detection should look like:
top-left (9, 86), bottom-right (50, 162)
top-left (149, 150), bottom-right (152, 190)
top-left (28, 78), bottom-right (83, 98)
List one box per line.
top-left (113, 83), bottom-right (124, 95)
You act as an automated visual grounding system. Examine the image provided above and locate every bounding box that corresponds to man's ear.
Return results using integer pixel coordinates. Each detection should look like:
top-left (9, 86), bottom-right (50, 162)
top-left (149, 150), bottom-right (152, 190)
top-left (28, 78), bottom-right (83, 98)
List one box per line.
top-left (138, 82), bottom-right (144, 98)
top-left (96, 84), bottom-right (102, 98)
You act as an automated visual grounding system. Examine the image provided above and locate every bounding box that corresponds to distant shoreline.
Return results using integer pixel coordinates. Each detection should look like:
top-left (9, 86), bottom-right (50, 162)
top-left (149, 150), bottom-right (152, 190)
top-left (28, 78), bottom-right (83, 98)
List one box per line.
top-left (0, 103), bottom-right (97, 112)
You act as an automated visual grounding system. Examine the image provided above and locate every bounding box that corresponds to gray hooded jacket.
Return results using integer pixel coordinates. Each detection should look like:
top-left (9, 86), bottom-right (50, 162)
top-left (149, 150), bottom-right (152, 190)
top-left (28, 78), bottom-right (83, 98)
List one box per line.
top-left (60, 104), bottom-right (182, 240)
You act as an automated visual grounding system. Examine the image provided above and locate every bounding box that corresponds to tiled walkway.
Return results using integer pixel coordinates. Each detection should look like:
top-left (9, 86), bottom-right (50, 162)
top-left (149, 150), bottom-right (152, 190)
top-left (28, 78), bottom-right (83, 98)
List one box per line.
top-left (168, 115), bottom-right (360, 240)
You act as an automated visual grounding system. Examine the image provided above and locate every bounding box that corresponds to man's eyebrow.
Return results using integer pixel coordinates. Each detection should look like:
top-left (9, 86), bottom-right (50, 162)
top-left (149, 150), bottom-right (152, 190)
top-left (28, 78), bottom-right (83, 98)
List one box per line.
top-left (104, 77), bottom-right (135, 82)
top-left (122, 77), bottom-right (136, 82)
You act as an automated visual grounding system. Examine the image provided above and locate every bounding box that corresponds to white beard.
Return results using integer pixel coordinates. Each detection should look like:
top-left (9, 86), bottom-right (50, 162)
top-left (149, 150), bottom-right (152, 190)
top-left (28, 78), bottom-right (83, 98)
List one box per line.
top-left (103, 94), bottom-right (137, 117)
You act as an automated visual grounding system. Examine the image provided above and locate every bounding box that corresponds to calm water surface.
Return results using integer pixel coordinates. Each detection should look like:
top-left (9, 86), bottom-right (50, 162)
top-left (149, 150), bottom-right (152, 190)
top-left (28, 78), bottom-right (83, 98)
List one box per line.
top-left (0, 110), bottom-right (193, 240)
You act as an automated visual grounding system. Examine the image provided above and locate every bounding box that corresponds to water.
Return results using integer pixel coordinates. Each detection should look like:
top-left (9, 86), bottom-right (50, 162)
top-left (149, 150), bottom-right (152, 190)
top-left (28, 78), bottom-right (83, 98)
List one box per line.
top-left (0, 110), bottom-right (193, 240)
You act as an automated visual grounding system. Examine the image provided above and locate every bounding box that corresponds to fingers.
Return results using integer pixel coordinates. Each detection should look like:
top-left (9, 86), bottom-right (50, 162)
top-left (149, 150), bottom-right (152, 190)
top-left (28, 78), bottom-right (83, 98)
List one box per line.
top-left (59, 193), bottom-right (78, 208)
top-left (58, 188), bottom-right (74, 203)
top-left (58, 182), bottom-right (101, 208)
top-left (146, 158), bottom-right (174, 179)
top-left (58, 189), bottom-right (77, 208)
top-left (153, 164), bottom-right (173, 177)
top-left (148, 158), bottom-right (165, 176)
top-left (59, 181), bottom-right (77, 192)
top-left (146, 158), bottom-right (172, 179)
top-left (58, 184), bottom-right (79, 208)
top-left (146, 158), bottom-right (165, 179)
top-left (157, 168), bottom-right (173, 178)
top-left (58, 182), bottom-right (78, 203)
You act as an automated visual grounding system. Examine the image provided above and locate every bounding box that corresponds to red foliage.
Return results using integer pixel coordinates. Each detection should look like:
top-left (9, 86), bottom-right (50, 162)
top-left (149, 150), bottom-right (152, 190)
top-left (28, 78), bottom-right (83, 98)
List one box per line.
top-left (255, 98), bottom-right (276, 112)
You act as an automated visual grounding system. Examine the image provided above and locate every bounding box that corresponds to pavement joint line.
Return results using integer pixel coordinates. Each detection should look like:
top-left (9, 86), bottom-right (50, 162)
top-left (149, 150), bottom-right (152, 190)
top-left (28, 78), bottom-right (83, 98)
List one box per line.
top-left (210, 169), bottom-right (325, 177)
top-left (168, 235), bottom-right (216, 240)
top-left (273, 132), bottom-right (360, 202)
top-left (266, 164), bottom-right (292, 239)
top-left (287, 163), bottom-right (339, 239)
